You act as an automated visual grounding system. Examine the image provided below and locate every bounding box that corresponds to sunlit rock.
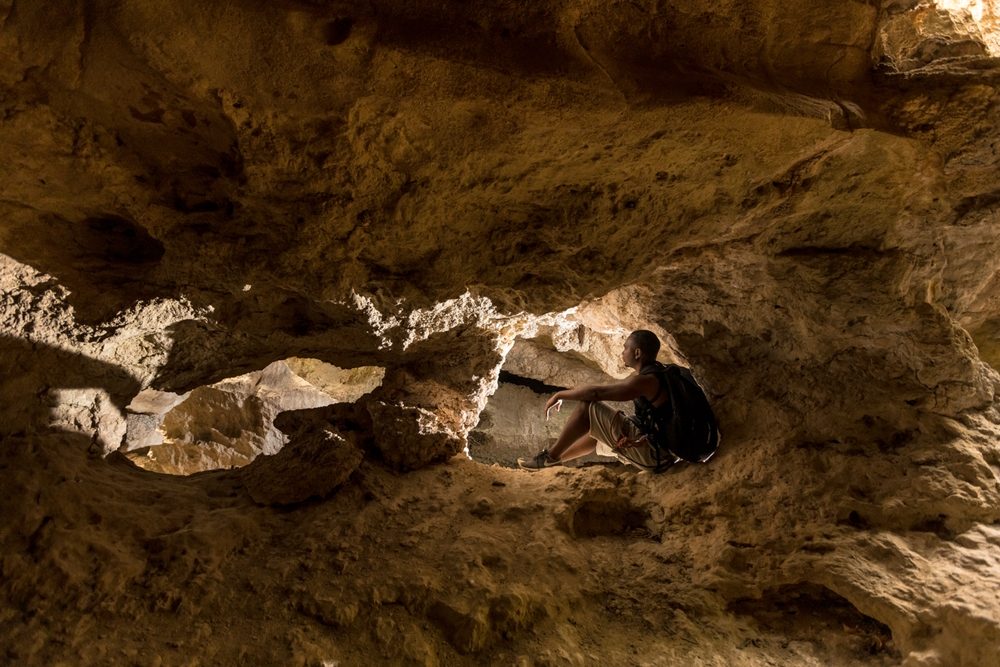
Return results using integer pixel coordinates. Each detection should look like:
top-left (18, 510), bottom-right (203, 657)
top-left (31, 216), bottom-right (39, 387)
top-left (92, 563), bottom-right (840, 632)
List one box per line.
top-left (878, 1), bottom-right (999, 71)
top-left (366, 400), bottom-right (465, 470)
top-left (123, 359), bottom-right (382, 475)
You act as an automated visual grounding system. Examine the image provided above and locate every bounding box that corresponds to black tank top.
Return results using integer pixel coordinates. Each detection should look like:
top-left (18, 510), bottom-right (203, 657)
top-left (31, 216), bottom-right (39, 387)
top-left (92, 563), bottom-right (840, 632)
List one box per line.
top-left (632, 363), bottom-right (673, 433)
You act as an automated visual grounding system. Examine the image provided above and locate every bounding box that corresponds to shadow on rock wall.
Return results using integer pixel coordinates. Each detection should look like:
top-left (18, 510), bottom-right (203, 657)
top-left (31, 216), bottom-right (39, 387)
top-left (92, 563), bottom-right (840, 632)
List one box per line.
top-left (0, 213), bottom-right (167, 323)
top-left (0, 335), bottom-right (139, 449)
top-left (148, 313), bottom-right (386, 396)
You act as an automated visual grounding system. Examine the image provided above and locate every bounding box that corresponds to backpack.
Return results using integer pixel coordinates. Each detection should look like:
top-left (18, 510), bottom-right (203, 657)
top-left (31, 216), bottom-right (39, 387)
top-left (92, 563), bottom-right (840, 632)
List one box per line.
top-left (633, 362), bottom-right (720, 471)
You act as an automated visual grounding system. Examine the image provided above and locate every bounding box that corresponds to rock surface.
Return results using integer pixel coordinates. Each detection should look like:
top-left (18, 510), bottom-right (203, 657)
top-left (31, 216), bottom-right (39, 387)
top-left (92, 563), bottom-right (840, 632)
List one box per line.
top-left (468, 381), bottom-right (624, 468)
top-left (241, 428), bottom-right (364, 506)
top-left (123, 358), bottom-right (382, 475)
top-left (2, 1), bottom-right (1000, 665)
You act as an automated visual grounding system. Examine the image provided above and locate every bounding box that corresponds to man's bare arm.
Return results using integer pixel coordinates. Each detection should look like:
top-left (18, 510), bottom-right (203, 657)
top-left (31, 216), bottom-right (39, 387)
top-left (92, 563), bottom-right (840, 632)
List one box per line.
top-left (544, 375), bottom-right (658, 413)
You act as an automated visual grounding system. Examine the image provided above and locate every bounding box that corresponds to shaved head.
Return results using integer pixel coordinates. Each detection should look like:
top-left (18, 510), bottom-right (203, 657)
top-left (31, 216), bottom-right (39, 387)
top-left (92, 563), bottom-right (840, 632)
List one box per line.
top-left (628, 330), bottom-right (660, 361)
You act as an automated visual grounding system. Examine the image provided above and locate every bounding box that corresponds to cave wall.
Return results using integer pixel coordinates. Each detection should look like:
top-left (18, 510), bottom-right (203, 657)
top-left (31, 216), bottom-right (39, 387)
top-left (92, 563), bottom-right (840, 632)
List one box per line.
top-left (1, 1), bottom-right (1000, 665)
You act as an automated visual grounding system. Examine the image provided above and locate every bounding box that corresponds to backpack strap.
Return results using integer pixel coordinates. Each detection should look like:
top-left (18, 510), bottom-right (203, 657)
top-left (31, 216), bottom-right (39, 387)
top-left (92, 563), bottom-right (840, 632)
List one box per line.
top-left (638, 362), bottom-right (669, 404)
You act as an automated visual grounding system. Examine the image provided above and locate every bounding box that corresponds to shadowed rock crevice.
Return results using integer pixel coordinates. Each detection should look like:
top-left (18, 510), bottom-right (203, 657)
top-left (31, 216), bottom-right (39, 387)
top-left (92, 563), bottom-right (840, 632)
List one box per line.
top-left (562, 492), bottom-right (652, 539)
top-left (728, 583), bottom-right (900, 663)
top-left (496, 370), bottom-right (564, 394)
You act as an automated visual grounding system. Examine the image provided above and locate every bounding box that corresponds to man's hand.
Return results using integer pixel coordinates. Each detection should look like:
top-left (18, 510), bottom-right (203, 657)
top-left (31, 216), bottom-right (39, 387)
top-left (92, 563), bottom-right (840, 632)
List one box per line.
top-left (545, 394), bottom-right (563, 420)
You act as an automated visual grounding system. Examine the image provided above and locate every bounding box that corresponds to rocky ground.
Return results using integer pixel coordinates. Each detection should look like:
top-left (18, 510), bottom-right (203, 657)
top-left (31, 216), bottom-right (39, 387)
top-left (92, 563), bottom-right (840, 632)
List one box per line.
top-left (3, 430), bottom-right (907, 667)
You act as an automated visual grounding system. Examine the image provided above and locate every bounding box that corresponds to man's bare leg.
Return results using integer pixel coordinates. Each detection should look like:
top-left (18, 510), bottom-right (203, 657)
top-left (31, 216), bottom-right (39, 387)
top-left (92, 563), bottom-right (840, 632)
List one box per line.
top-left (518, 401), bottom-right (595, 470)
top-left (558, 434), bottom-right (598, 461)
top-left (548, 401), bottom-right (592, 461)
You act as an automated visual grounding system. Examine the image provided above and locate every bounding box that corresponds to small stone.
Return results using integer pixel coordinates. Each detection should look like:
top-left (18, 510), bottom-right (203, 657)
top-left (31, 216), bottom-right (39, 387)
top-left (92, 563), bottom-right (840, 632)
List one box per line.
top-left (241, 429), bottom-right (363, 505)
top-left (470, 497), bottom-right (494, 517)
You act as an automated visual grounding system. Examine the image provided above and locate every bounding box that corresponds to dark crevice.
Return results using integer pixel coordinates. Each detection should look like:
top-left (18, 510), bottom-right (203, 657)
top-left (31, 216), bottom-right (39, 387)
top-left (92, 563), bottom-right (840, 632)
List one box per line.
top-left (954, 189), bottom-right (1000, 219)
top-left (841, 509), bottom-right (871, 530)
top-left (323, 17), bottom-right (354, 46)
top-left (909, 515), bottom-right (955, 540)
top-left (497, 370), bottom-right (564, 394)
top-left (728, 583), bottom-right (898, 661)
top-left (82, 215), bottom-right (165, 264)
top-left (563, 495), bottom-right (652, 539)
top-left (776, 244), bottom-right (884, 258)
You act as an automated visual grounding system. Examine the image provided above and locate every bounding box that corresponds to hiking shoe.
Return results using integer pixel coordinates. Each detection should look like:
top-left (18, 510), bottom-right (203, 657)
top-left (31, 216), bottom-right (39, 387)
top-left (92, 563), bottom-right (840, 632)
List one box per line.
top-left (517, 449), bottom-right (561, 470)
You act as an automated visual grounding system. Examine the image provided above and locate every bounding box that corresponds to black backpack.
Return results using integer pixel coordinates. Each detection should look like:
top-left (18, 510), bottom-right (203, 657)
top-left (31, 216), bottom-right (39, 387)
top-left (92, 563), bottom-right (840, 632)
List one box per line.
top-left (633, 362), bottom-right (719, 471)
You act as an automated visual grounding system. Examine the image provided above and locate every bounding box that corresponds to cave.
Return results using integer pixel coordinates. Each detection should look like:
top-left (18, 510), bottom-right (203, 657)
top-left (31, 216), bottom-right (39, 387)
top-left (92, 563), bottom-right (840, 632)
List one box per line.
top-left (3, 1), bottom-right (1000, 665)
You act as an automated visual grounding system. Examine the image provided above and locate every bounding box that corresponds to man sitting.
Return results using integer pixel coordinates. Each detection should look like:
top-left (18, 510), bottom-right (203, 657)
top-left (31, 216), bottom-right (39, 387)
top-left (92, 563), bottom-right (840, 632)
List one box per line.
top-left (518, 329), bottom-right (674, 471)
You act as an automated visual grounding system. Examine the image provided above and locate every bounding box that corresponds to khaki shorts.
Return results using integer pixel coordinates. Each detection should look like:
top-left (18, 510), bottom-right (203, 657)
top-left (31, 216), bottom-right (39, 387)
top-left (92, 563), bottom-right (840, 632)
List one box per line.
top-left (588, 401), bottom-right (659, 470)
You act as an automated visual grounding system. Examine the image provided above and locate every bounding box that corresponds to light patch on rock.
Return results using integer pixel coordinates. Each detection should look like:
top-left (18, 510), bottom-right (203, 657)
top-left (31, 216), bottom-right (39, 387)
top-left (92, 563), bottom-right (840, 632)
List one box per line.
top-left (879, 1), bottom-right (1000, 70)
top-left (0, 254), bottom-right (206, 449)
top-left (124, 359), bottom-right (383, 475)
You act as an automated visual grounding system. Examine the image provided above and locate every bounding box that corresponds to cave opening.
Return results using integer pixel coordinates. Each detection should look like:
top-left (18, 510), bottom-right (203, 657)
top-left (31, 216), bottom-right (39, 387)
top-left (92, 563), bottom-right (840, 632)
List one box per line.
top-left (467, 332), bottom-right (632, 469)
top-left (122, 358), bottom-right (384, 475)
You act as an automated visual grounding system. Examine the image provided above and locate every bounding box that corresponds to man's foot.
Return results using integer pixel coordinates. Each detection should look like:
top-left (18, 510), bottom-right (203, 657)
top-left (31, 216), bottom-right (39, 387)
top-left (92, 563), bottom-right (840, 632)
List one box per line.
top-left (517, 448), bottom-right (561, 470)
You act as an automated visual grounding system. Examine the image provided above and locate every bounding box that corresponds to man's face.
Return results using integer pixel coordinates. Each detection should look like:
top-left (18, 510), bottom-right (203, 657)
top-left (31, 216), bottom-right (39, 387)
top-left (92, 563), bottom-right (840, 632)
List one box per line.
top-left (622, 336), bottom-right (639, 368)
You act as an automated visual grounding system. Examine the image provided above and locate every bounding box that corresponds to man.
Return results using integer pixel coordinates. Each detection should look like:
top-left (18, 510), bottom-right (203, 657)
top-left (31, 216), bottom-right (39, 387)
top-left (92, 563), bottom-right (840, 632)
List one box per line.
top-left (517, 329), bottom-right (672, 471)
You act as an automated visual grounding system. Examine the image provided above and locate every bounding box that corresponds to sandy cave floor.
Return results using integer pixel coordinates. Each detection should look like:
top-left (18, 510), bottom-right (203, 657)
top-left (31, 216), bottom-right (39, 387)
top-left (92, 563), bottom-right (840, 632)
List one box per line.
top-left (1, 431), bottom-right (898, 666)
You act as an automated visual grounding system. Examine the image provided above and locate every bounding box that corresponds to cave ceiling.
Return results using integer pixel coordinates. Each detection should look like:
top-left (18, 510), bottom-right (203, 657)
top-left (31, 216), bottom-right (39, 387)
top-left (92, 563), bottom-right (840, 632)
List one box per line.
top-left (0, 2), bottom-right (995, 369)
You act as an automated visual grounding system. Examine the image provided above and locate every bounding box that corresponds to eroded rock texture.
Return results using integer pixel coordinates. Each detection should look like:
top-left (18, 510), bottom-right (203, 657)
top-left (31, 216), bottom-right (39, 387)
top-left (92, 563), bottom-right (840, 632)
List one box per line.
top-left (122, 358), bottom-right (383, 475)
top-left (2, 1), bottom-right (1000, 665)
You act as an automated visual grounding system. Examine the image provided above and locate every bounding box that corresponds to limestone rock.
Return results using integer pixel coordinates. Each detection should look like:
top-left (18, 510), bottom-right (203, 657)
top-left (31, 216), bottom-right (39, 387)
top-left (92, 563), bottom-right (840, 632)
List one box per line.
top-left (878, 4), bottom-right (995, 72)
top-left (2, 1), bottom-right (1000, 665)
top-left (502, 336), bottom-right (625, 388)
top-left (468, 382), bottom-right (622, 467)
top-left (123, 359), bottom-right (357, 474)
top-left (241, 429), bottom-right (363, 506)
top-left (468, 383), bottom-right (565, 466)
top-left (366, 400), bottom-right (465, 471)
